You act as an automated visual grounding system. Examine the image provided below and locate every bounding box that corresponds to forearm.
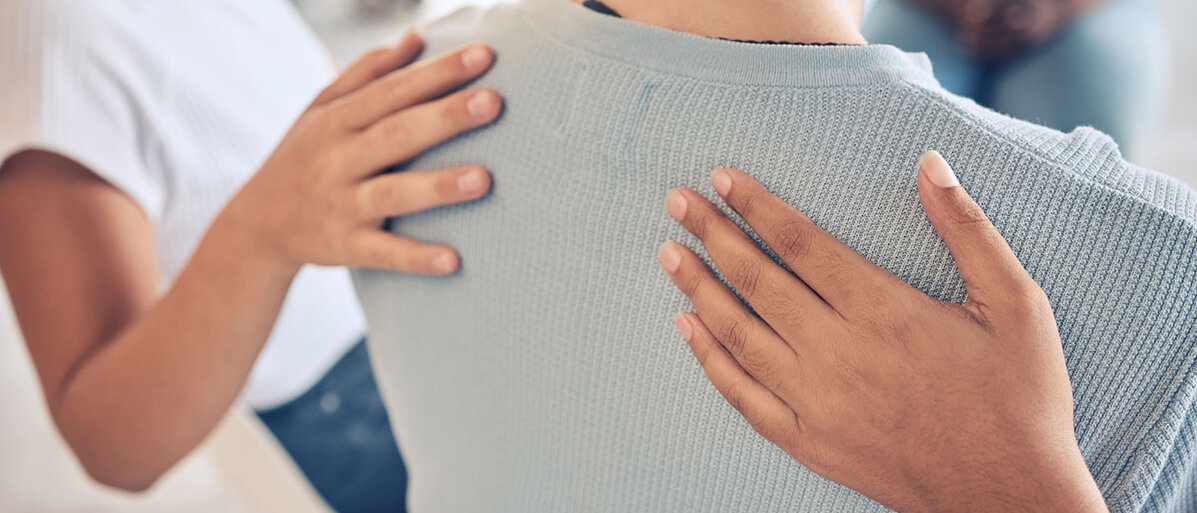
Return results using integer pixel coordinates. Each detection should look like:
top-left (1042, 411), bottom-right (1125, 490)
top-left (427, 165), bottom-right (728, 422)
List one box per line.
top-left (2, 36), bottom-right (499, 492)
top-left (51, 212), bottom-right (298, 490)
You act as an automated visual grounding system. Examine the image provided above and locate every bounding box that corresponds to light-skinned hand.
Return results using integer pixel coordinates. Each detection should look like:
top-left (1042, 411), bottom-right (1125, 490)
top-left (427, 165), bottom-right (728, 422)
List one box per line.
top-left (219, 31), bottom-right (502, 275)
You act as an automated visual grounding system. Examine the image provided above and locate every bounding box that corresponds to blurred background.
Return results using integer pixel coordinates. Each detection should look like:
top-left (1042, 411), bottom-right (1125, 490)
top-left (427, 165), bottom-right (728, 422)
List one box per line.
top-left (1, 0), bottom-right (1193, 512)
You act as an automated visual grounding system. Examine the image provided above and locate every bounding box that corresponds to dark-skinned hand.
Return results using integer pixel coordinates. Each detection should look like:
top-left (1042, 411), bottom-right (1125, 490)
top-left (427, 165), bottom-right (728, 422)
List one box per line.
top-left (658, 151), bottom-right (1109, 513)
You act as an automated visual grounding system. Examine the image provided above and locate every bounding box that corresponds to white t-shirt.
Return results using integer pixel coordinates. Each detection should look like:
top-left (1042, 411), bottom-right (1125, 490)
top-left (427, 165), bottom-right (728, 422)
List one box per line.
top-left (0, 0), bottom-right (366, 409)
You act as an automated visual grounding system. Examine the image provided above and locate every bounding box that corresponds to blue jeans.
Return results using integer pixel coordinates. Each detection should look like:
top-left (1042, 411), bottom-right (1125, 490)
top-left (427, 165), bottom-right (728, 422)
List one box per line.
top-left (863, 0), bottom-right (1168, 159)
top-left (256, 340), bottom-right (408, 513)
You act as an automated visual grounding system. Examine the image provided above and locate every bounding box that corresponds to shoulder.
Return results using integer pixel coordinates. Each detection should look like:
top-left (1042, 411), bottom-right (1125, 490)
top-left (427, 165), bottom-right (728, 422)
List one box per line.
top-left (1, 0), bottom-right (139, 59)
top-left (905, 81), bottom-right (1197, 231)
top-left (0, 0), bottom-right (166, 215)
top-left (416, 1), bottom-right (528, 52)
top-left (0, 0), bottom-right (146, 112)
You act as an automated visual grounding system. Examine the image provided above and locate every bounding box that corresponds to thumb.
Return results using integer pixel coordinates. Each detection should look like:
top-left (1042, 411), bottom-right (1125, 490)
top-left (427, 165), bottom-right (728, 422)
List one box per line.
top-left (916, 151), bottom-right (1040, 312)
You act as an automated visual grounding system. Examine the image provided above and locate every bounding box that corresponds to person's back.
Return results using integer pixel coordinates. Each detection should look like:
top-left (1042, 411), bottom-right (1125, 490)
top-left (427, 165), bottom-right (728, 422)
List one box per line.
top-left (355, 1), bottom-right (1197, 511)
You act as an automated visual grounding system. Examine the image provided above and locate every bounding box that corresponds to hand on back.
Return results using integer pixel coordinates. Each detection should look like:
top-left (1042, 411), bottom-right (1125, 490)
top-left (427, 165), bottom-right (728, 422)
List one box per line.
top-left (221, 32), bottom-right (501, 275)
top-left (658, 152), bottom-right (1108, 513)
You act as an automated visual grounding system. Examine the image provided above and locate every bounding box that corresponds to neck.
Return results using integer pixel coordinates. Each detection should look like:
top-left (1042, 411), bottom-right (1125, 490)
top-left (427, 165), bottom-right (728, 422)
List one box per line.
top-left (579, 0), bottom-right (867, 45)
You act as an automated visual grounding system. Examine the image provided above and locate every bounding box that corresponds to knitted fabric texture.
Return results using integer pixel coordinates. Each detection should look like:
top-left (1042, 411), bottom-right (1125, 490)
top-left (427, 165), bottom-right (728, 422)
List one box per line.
top-left (355, 1), bottom-right (1197, 511)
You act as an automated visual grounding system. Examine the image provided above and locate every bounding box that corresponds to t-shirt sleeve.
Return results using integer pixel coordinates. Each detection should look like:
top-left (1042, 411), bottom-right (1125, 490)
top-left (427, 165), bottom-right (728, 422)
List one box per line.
top-left (0, 1), bottom-right (164, 218)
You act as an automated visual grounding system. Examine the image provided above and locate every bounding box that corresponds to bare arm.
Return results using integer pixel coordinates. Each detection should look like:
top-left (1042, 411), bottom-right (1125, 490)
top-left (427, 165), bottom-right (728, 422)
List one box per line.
top-left (0, 151), bottom-right (295, 490)
top-left (0, 33), bottom-right (501, 491)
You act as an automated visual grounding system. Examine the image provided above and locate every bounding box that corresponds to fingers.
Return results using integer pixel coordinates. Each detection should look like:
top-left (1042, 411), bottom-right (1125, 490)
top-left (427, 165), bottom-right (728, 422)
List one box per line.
top-left (659, 241), bottom-right (805, 399)
top-left (707, 168), bottom-right (915, 315)
top-left (664, 189), bottom-right (837, 333)
top-left (348, 231), bottom-right (460, 275)
top-left (350, 88), bottom-right (502, 174)
top-left (338, 43), bottom-right (495, 130)
top-left (675, 313), bottom-right (803, 445)
top-left (915, 151), bottom-right (1044, 314)
top-left (357, 166), bottom-right (491, 220)
top-left (313, 31), bottom-right (424, 107)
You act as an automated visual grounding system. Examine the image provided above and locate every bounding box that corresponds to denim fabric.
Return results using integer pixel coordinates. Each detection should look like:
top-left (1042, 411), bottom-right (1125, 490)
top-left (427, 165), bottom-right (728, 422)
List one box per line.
top-left (257, 340), bottom-right (407, 513)
top-left (863, 0), bottom-right (1169, 159)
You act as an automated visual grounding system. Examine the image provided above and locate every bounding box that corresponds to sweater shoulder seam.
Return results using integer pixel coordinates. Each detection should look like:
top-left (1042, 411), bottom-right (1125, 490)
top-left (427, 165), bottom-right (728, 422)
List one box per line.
top-left (901, 81), bottom-right (1197, 229)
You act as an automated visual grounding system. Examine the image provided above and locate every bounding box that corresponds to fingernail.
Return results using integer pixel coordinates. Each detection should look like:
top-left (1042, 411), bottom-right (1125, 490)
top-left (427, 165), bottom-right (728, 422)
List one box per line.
top-left (666, 191), bottom-right (688, 222)
top-left (432, 252), bottom-right (457, 274)
top-left (674, 313), bottom-right (693, 341)
top-left (461, 44), bottom-right (492, 72)
top-left (467, 90), bottom-right (500, 120)
top-left (457, 167), bottom-right (487, 195)
top-left (710, 169), bottom-right (733, 197)
top-left (919, 151), bottom-right (959, 188)
top-left (658, 241), bottom-right (682, 274)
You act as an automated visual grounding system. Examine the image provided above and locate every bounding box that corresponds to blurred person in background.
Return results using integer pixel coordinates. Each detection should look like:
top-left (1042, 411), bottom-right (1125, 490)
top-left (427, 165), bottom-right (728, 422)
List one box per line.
top-left (864, 0), bottom-right (1168, 159)
top-left (0, 1), bottom-right (501, 511)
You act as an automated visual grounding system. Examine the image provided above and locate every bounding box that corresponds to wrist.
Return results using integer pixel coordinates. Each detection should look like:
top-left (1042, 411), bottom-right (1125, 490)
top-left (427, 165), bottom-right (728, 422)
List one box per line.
top-left (913, 445), bottom-right (1105, 513)
top-left (977, 449), bottom-right (1106, 513)
top-left (1048, 458), bottom-right (1108, 513)
top-left (204, 195), bottom-right (304, 279)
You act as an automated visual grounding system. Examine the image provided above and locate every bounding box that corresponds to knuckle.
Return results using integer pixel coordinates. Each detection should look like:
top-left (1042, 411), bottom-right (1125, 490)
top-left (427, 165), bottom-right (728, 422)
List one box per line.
top-left (855, 292), bottom-right (900, 327)
top-left (380, 76), bottom-right (413, 106)
top-left (877, 310), bottom-right (918, 347)
top-left (1007, 279), bottom-right (1051, 313)
top-left (363, 47), bottom-right (392, 67)
top-left (719, 316), bottom-right (752, 357)
top-left (740, 346), bottom-right (782, 387)
top-left (361, 243), bottom-right (396, 269)
top-left (691, 341), bottom-right (713, 367)
top-left (677, 271), bottom-right (704, 299)
top-left (364, 180), bottom-right (401, 216)
top-left (315, 84), bottom-right (339, 104)
top-left (353, 47), bottom-right (392, 77)
top-left (946, 194), bottom-right (989, 228)
top-left (799, 441), bottom-right (840, 478)
top-left (377, 118), bottom-right (412, 146)
top-left (830, 348), bottom-right (869, 389)
top-left (733, 190), bottom-right (765, 219)
top-left (310, 146), bottom-right (342, 174)
top-left (771, 217), bottom-right (816, 260)
top-left (727, 258), bottom-right (763, 299)
top-left (720, 380), bottom-right (749, 414)
top-left (747, 414), bottom-right (789, 445)
top-left (756, 278), bottom-right (798, 315)
top-left (685, 201), bottom-right (716, 239)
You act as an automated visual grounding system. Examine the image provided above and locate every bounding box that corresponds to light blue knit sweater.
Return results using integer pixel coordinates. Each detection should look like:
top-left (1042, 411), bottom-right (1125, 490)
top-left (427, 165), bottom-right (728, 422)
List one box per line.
top-left (355, 1), bottom-right (1197, 511)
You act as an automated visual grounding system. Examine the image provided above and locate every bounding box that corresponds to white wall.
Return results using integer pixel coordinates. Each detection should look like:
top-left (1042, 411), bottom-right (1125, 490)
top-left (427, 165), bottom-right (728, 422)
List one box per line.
top-left (1141, 0), bottom-right (1197, 186)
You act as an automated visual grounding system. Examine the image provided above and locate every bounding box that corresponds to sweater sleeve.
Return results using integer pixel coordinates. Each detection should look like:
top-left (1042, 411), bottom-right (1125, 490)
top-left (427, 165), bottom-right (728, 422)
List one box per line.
top-left (0, 0), bottom-right (164, 219)
top-left (1141, 398), bottom-right (1197, 513)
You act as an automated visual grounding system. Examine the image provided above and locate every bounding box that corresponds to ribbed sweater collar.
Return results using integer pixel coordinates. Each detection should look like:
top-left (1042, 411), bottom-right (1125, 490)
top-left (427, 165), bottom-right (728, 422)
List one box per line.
top-left (522, 0), bottom-right (939, 89)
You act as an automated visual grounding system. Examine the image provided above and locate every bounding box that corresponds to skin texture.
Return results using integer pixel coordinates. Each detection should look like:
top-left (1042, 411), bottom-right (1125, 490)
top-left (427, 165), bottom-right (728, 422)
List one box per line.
top-left (0, 32), bottom-right (499, 492)
top-left (909, 0), bottom-right (1106, 60)
top-left (657, 152), bottom-right (1109, 513)
top-left (588, 0), bottom-right (868, 45)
